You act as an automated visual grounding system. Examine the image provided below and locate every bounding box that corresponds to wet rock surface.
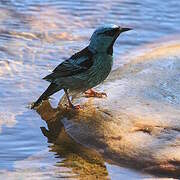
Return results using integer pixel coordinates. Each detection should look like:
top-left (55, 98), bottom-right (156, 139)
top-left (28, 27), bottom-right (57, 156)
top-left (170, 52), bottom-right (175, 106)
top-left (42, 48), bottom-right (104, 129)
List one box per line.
top-left (36, 42), bottom-right (180, 178)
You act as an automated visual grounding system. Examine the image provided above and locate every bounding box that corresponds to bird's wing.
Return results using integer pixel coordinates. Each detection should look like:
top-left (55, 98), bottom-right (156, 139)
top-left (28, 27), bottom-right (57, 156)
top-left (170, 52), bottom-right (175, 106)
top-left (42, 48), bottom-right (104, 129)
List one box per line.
top-left (43, 47), bottom-right (94, 82)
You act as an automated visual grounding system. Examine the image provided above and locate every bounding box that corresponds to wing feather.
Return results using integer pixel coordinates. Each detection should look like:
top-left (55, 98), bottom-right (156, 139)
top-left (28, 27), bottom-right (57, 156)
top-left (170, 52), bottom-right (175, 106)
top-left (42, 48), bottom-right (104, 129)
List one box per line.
top-left (43, 47), bottom-right (94, 82)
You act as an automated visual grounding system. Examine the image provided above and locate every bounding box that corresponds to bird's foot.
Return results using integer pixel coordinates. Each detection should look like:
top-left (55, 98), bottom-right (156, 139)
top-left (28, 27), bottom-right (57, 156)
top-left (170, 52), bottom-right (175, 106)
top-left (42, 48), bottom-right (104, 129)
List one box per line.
top-left (84, 89), bottom-right (107, 98)
top-left (72, 104), bottom-right (82, 110)
top-left (30, 102), bottom-right (40, 109)
top-left (65, 104), bottom-right (82, 110)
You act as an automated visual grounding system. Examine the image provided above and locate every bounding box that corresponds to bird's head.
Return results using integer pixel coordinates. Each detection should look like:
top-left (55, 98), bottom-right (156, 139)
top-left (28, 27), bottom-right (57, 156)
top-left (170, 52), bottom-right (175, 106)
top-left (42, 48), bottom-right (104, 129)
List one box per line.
top-left (89, 24), bottom-right (131, 55)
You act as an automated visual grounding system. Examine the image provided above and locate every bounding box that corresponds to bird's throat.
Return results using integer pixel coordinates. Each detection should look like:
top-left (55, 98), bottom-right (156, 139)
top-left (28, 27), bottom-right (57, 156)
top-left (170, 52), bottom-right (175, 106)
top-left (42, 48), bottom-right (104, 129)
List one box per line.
top-left (107, 44), bottom-right (113, 56)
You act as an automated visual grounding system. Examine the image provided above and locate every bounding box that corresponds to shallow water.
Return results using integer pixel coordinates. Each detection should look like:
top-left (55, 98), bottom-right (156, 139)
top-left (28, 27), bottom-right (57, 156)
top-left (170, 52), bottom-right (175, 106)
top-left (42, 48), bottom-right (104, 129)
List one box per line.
top-left (0, 0), bottom-right (180, 179)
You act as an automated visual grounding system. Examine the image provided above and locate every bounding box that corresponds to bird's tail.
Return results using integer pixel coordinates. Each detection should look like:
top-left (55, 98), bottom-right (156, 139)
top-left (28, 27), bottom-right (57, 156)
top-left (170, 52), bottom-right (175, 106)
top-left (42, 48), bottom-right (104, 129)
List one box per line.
top-left (31, 83), bottom-right (61, 109)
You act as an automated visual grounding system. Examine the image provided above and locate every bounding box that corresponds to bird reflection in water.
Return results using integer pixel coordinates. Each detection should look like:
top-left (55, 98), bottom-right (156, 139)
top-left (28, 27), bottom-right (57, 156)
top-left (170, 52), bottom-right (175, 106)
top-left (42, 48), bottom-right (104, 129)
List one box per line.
top-left (35, 101), bottom-right (109, 179)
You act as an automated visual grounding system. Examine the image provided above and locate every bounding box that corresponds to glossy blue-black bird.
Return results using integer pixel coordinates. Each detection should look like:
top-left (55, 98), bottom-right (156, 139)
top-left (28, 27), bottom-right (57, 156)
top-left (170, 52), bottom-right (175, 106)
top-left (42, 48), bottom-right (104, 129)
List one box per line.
top-left (32, 24), bottom-right (131, 109)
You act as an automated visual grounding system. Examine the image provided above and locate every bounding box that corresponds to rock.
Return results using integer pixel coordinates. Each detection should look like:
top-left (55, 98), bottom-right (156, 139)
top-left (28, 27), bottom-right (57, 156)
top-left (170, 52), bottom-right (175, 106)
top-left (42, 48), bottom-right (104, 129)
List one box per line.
top-left (36, 101), bottom-right (110, 179)
top-left (36, 41), bottom-right (180, 178)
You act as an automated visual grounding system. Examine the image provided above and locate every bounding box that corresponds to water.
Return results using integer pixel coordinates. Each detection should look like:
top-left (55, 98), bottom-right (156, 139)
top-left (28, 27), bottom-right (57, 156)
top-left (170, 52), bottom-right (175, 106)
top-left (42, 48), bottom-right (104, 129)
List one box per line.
top-left (0, 0), bottom-right (179, 179)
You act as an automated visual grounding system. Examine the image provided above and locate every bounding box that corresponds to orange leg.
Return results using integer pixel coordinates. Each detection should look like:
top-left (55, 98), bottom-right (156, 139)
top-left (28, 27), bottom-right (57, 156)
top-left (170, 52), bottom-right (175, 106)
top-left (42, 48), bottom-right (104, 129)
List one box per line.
top-left (84, 89), bottom-right (107, 98)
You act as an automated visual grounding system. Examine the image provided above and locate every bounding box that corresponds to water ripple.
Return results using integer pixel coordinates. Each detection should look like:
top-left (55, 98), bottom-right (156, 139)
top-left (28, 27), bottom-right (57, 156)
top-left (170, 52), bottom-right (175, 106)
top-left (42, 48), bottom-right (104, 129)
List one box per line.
top-left (0, 0), bottom-right (180, 179)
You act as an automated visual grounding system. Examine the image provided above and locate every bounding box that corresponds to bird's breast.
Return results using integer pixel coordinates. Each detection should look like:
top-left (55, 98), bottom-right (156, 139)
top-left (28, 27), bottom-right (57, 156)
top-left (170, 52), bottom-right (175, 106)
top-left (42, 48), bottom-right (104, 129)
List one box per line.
top-left (66, 54), bottom-right (113, 93)
top-left (86, 54), bottom-right (113, 88)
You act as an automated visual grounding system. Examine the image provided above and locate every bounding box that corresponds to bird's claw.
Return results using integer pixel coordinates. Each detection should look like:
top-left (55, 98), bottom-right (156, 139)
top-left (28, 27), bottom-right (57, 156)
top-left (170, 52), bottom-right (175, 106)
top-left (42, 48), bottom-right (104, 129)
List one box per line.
top-left (65, 104), bottom-right (82, 110)
top-left (30, 102), bottom-right (39, 109)
top-left (72, 105), bottom-right (82, 110)
top-left (84, 89), bottom-right (107, 98)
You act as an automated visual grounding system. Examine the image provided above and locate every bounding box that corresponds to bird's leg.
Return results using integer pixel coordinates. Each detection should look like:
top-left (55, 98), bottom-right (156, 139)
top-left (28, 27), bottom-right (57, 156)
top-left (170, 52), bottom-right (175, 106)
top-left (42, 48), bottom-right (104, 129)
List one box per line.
top-left (64, 89), bottom-right (81, 109)
top-left (64, 89), bottom-right (74, 108)
top-left (84, 89), bottom-right (107, 98)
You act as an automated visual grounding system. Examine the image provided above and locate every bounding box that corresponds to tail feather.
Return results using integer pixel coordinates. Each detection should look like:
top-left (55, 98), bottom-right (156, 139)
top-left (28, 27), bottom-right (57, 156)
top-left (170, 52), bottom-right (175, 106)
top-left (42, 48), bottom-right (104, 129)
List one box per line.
top-left (31, 83), bottom-right (61, 109)
top-left (43, 73), bottom-right (55, 82)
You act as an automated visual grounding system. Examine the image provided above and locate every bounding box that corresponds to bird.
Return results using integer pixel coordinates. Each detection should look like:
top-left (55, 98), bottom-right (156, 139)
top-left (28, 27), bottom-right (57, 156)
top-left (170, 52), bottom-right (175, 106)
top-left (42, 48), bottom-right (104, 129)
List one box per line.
top-left (31, 24), bottom-right (131, 109)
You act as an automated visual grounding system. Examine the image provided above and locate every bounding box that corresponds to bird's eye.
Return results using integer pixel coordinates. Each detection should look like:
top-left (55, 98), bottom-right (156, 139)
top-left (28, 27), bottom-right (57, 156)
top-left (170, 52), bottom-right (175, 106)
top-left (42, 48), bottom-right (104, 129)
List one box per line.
top-left (104, 29), bottom-right (118, 36)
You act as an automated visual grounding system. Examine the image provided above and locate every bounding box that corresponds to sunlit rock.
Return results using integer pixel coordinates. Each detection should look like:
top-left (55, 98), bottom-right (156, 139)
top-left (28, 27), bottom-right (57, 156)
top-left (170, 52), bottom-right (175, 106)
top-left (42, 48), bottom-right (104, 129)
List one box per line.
top-left (35, 101), bottom-right (153, 179)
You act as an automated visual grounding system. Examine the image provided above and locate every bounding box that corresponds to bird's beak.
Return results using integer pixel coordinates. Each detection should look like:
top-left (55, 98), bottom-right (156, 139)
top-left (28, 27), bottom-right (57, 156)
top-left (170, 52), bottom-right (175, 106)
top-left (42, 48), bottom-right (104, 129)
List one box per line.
top-left (120, 27), bottom-right (132, 32)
